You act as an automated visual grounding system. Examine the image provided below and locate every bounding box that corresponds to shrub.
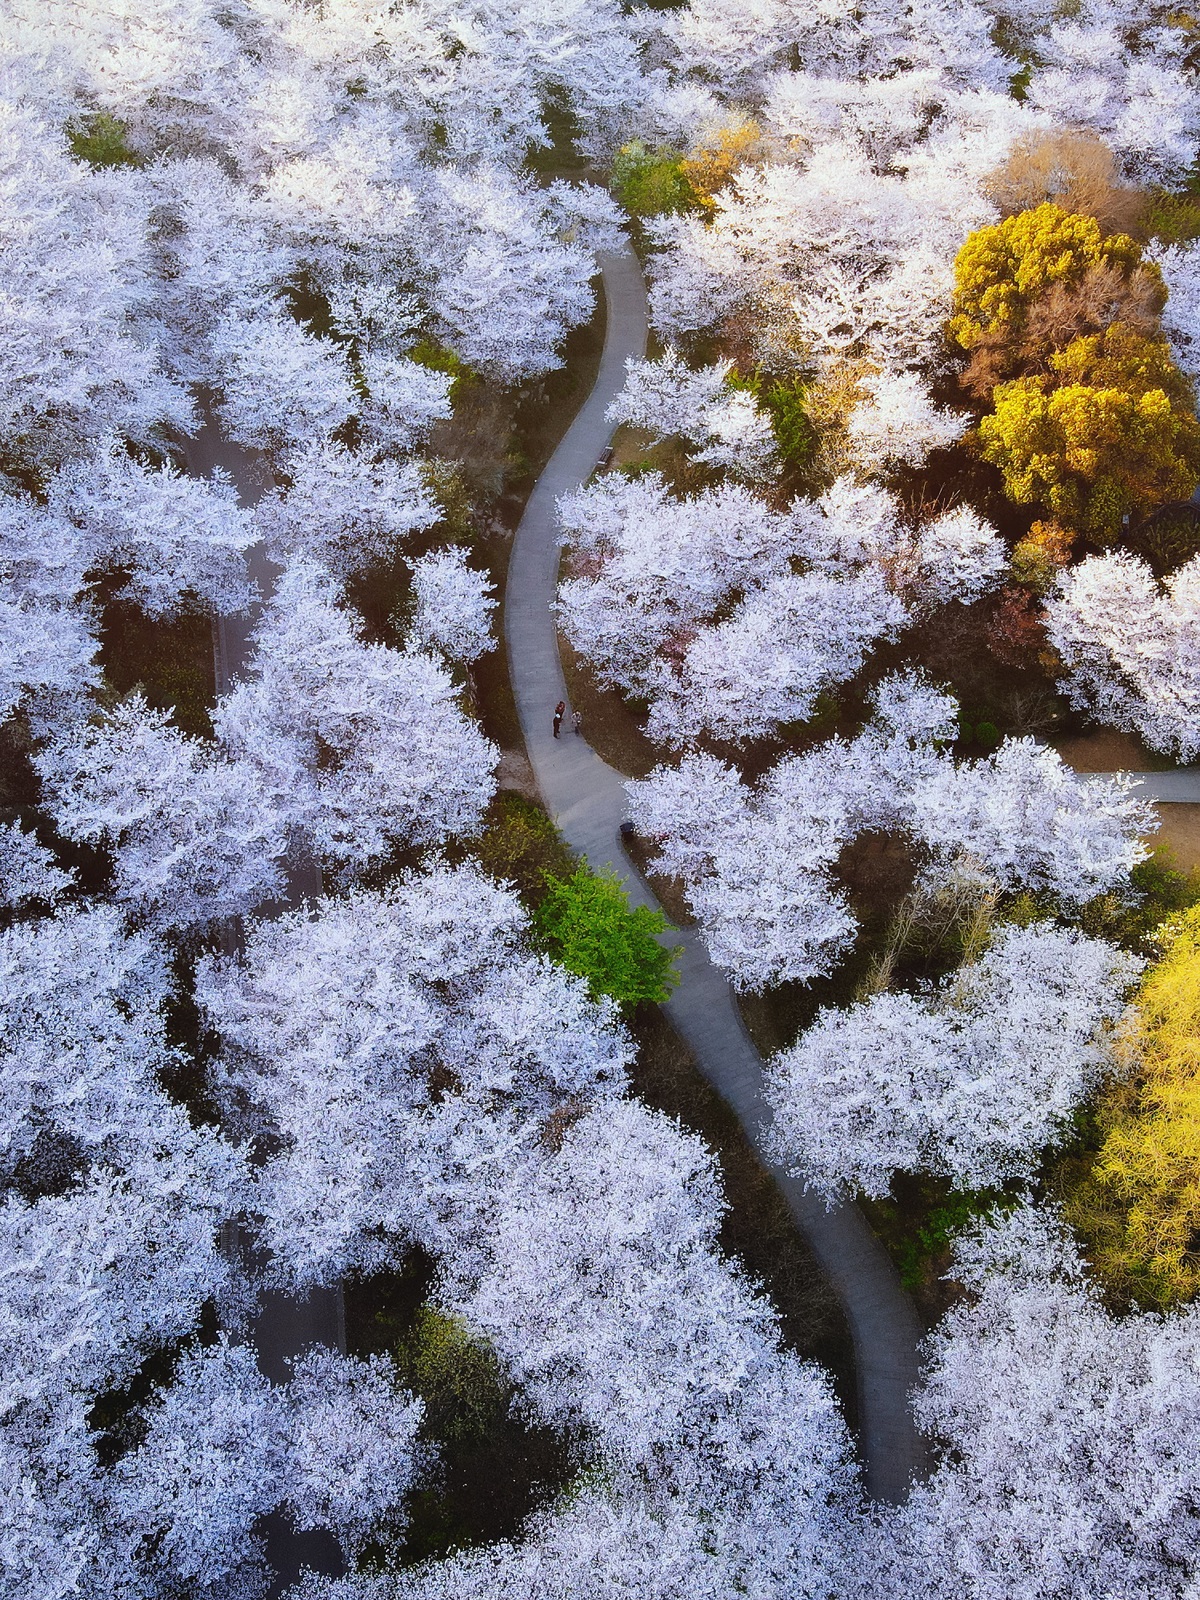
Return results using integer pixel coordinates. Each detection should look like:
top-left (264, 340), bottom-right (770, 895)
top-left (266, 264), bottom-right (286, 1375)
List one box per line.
top-left (408, 338), bottom-right (479, 402)
top-left (681, 122), bottom-right (762, 212)
top-left (727, 371), bottom-right (814, 467)
top-left (610, 141), bottom-right (699, 218)
top-left (1066, 905), bottom-right (1200, 1308)
top-left (1123, 504), bottom-right (1200, 576)
top-left (1145, 186), bottom-right (1200, 247)
top-left (395, 1307), bottom-right (506, 1442)
top-left (1010, 519), bottom-right (1075, 594)
top-left (984, 131), bottom-right (1146, 237)
top-left (534, 863), bottom-right (679, 1006)
top-left (469, 795), bottom-right (574, 910)
top-left (66, 112), bottom-right (141, 170)
top-left (758, 375), bottom-right (815, 466)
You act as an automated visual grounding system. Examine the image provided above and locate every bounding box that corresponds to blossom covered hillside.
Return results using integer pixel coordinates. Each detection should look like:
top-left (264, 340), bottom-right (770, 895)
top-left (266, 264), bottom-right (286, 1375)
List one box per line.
top-left (4, 1), bottom-right (1200, 1598)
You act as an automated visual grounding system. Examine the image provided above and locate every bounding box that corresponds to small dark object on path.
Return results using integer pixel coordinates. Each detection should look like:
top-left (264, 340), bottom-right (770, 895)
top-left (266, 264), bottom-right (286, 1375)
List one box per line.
top-left (553, 700), bottom-right (565, 737)
top-left (619, 820), bottom-right (636, 840)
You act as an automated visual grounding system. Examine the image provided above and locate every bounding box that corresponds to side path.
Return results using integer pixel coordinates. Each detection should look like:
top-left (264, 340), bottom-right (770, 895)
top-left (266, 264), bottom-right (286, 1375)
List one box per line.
top-left (505, 248), bottom-right (927, 1503)
top-left (1110, 771), bottom-right (1200, 802)
top-left (181, 410), bottom-right (345, 1590)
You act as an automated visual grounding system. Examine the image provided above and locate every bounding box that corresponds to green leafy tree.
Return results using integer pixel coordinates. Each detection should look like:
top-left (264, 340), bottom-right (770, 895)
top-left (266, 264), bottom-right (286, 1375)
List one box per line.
top-left (535, 863), bottom-right (679, 1006)
top-left (979, 324), bottom-right (1200, 537)
top-left (610, 141), bottom-right (699, 219)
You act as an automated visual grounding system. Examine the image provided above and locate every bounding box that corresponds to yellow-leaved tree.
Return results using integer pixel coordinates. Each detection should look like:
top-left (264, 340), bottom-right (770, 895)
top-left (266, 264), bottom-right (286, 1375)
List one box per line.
top-left (979, 323), bottom-right (1200, 538)
top-left (1067, 905), bottom-right (1200, 1307)
top-left (950, 202), bottom-right (1143, 353)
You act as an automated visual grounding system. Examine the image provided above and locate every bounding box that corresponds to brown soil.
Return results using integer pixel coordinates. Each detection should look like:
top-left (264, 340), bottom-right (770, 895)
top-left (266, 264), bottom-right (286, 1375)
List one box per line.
top-left (558, 637), bottom-right (661, 779)
top-left (426, 385), bottom-right (519, 503)
top-left (494, 747), bottom-right (538, 800)
top-left (622, 828), bottom-right (695, 927)
top-left (1148, 806), bottom-right (1200, 873)
top-left (1052, 728), bottom-right (1170, 772)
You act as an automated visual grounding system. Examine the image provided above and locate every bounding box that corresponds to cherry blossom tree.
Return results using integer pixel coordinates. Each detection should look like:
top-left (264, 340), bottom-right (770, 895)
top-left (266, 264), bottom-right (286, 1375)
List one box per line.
top-left (212, 561), bottom-right (496, 869)
top-left (1156, 240), bottom-right (1200, 386)
top-left (106, 1338), bottom-right (283, 1597)
top-left (0, 824), bottom-right (71, 913)
top-left (0, 89), bottom-right (191, 476)
top-left (606, 349), bottom-right (777, 479)
top-left (283, 1348), bottom-right (428, 1558)
top-left (0, 896), bottom-right (255, 1600)
top-left (645, 567), bottom-right (907, 746)
top-left (409, 550), bottom-right (496, 664)
top-left (34, 694), bottom-right (287, 931)
top-left (426, 167), bottom-right (603, 382)
top-left (198, 864), bottom-right (631, 1288)
top-left (210, 310), bottom-right (357, 455)
top-left (846, 370), bottom-right (969, 473)
top-left (912, 506), bottom-right (1008, 607)
top-left (870, 1205), bottom-right (1200, 1600)
top-left (1046, 550), bottom-right (1200, 762)
top-left (50, 439), bottom-right (256, 616)
top-left (0, 494), bottom-right (98, 723)
top-left (357, 353), bottom-right (453, 455)
top-left (254, 443), bottom-right (439, 578)
top-left (764, 922), bottom-right (1140, 1199)
top-left (629, 674), bottom-right (1151, 990)
top-left (0, 904), bottom-right (245, 1404)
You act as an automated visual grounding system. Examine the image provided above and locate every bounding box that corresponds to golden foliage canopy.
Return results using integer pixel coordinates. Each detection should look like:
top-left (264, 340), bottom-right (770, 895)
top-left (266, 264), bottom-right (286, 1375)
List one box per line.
top-left (950, 202), bottom-right (1144, 354)
top-left (978, 324), bottom-right (1200, 538)
top-left (1068, 905), bottom-right (1200, 1307)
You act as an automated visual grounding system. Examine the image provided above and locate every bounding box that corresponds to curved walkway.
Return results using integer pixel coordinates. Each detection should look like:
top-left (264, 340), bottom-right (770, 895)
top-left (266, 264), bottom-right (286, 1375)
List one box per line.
top-left (505, 248), bottom-right (927, 1502)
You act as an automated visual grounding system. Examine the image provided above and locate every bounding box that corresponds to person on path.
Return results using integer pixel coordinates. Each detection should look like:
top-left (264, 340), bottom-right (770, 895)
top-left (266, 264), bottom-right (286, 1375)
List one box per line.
top-left (553, 700), bottom-right (565, 738)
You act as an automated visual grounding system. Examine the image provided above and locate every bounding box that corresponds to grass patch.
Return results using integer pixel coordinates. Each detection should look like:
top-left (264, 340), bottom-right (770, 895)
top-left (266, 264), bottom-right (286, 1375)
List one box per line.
top-left (96, 581), bottom-right (216, 739)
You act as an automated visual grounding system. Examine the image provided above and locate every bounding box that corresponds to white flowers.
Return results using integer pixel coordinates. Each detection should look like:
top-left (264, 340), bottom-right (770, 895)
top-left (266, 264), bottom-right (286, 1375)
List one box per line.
top-left (629, 673), bottom-right (1151, 990)
top-left (846, 369), bottom-right (969, 472)
top-left (1047, 550), bottom-right (1200, 762)
top-left (764, 922), bottom-right (1140, 1198)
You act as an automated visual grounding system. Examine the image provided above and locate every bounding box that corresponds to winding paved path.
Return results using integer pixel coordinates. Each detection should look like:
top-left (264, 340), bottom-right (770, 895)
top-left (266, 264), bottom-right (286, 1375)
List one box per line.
top-left (182, 408), bottom-right (345, 1591)
top-left (505, 248), bottom-right (927, 1502)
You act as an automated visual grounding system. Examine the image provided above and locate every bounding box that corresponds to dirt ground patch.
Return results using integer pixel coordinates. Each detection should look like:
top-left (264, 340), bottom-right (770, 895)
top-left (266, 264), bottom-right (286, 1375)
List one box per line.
top-left (1053, 729), bottom-right (1171, 772)
top-left (1147, 806), bottom-right (1200, 873)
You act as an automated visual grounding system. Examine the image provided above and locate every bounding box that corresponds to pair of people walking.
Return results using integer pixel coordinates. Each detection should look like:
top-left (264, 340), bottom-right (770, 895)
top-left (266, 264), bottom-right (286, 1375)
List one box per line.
top-left (553, 700), bottom-right (580, 738)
